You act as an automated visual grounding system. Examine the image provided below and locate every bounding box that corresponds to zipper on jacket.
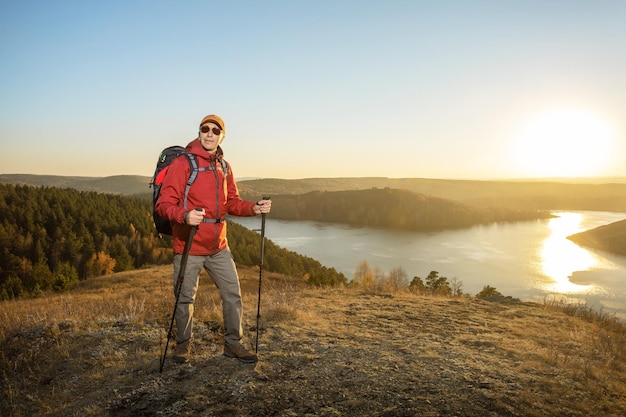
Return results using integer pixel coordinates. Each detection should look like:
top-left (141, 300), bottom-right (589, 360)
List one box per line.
top-left (212, 160), bottom-right (221, 254)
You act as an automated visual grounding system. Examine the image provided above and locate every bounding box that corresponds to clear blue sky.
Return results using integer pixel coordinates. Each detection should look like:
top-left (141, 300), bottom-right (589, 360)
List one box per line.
top-left (1, 0), bottom-right (625, 180)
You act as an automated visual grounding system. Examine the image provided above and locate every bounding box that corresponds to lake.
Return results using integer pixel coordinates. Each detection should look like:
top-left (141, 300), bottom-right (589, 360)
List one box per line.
top-left (230, 211), bottom-right (626, 321)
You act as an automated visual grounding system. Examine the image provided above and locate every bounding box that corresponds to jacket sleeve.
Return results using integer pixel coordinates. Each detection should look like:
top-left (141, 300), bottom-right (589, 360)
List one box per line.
top-left (224, 162), bottom-right (256, 216)
top-left (155, 156), bottom-right (189, 225)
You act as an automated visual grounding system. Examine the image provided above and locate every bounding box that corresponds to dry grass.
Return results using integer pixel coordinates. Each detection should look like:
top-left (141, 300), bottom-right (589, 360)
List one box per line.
top-left (1, 266), bottom-right (625, 417)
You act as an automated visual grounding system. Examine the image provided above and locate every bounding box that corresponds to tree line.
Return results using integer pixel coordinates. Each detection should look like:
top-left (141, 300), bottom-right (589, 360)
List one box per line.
top-left (265, 188), bottom-right (553, 230)
top-left (0, 184), bottom-right (346, 299)
top-left (351, 259), bottom-right (463, 296)
top-left (351, 259), bottom-right (508, 301)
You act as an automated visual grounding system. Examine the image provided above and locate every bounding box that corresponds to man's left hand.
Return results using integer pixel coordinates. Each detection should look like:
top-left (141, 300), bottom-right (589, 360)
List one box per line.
top-left (254, 199), bottom-right (271, 215)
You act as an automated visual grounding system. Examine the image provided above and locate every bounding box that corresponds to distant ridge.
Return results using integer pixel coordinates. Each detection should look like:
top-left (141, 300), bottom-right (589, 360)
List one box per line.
top-left (0, 174), bottom-right (151, 196)
top-left (2, 174), bottom-right (626, 212)
top-left (237, 177), bottom-right (626, 212)
top-left (503, 176), bottom-right (626, 184)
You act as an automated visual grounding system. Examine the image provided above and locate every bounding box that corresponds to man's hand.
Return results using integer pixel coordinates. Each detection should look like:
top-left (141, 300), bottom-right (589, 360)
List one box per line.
top-left (254, 199), bottom-right (271, 215)
top-left (185, 208), bottom-right (206, 226)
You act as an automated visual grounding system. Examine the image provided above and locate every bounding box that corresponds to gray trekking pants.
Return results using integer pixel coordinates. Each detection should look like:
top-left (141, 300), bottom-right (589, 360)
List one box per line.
top-left (173, 248), bottom-right (244, 347)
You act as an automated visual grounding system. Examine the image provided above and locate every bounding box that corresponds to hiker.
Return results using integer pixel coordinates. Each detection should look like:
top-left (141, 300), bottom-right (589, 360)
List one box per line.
top-left (155, 114), bottom-right (271, 364)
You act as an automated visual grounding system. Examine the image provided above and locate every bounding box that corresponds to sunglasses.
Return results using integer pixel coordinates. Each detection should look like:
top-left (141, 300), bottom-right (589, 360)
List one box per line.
top-left (200, 125), bottom-right (222, 135)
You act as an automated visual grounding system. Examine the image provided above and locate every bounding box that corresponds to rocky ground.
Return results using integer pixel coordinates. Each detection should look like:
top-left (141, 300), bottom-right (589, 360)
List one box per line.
top-left (2, 266), bottom-right (626, 416)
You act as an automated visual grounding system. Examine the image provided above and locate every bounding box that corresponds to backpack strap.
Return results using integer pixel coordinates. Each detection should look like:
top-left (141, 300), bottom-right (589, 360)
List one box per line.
top-left (220, 158), bottom-right (229, 177)
top-left (181, 152), bottom-right (198, 212)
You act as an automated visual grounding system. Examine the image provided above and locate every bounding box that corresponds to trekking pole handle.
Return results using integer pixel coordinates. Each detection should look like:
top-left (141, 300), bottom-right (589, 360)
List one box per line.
top-left (177, 208), bottom-right (202, 284)
top-left (185, 207), bottom-right (202, 249)
top-left (260, 197), bottom-right (269, 263)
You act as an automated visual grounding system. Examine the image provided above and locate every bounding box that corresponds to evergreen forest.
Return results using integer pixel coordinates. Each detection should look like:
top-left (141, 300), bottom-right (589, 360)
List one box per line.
top-left (0, 184), bottom-right (346, 299)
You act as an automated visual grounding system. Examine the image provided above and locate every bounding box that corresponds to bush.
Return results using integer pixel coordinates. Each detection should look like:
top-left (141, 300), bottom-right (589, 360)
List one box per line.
top-left (425, 271), bottom-right (452, 296)
top-left (476, 285), bottom-right (502, 299)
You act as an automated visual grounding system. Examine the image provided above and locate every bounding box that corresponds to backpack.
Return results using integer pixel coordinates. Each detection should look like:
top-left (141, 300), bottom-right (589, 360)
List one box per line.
top-left (150, 145), bottom-right (229, 236)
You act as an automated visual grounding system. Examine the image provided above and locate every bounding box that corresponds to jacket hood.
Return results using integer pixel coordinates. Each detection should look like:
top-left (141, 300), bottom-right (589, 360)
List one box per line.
top-left (185, 138), bottom-right (224, 160)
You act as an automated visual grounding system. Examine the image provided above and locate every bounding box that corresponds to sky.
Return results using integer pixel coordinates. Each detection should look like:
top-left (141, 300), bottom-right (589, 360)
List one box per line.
top-left (1, 0), bottom-right (625, 180)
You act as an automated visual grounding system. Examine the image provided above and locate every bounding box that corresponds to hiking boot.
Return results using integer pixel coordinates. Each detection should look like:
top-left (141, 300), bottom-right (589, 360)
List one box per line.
top-left (173, 339), bottom-right (191, 364)
top-left (223, 343), bottom-right (258, 363)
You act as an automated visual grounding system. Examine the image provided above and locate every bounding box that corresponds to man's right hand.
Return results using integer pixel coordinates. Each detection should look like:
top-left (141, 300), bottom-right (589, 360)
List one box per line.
top-left (185, 208), bottom-right (205, 226)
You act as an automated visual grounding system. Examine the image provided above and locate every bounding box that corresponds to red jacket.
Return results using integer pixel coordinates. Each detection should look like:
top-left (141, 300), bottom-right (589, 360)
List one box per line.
top-left (155, 139), bottom-right (256, 255)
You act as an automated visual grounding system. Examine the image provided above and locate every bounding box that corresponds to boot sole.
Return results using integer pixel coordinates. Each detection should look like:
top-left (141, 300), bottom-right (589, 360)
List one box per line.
top-left (223, 352), bottom-right (258, 363)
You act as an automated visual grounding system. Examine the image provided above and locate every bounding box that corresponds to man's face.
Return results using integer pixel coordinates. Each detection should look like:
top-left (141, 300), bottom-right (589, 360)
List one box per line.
top-left (199, 122), bottom-right (223, 153)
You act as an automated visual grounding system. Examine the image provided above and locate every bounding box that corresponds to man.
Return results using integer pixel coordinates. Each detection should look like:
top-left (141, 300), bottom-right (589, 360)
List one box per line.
top-left (156, 114), bottom-right (271, 364)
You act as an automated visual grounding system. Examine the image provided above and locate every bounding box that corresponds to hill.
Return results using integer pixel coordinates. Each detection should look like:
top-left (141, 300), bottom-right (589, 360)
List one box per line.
top-left (568, 219), bottom-right (626, 255)
top-left (266, 188), bottom-right (552, 230)
top-left (1, 266), bottom-right (625, 417)
top-left (0, 183), bottom-right (347, 299)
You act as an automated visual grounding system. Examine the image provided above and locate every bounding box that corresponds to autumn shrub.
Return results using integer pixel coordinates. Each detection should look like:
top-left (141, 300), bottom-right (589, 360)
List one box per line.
top-left (476, 285), bottom-right (503, 299)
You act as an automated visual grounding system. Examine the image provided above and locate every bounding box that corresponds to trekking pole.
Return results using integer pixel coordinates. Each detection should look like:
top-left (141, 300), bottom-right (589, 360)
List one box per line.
top-left (255, 196), bottom-right (270, 353)
top-left (160, 208), bottom-right (201, 373)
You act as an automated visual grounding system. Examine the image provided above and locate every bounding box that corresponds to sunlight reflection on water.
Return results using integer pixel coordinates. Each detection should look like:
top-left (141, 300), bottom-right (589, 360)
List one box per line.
top-left (541, 213), bottom-right (595, 294)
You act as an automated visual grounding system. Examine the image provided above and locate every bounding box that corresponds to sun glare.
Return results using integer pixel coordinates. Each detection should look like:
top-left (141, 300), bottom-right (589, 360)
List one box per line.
top-left (540, 213), bottom-right (594, 294)
top-left (511, 108), bottom-right (616, 178)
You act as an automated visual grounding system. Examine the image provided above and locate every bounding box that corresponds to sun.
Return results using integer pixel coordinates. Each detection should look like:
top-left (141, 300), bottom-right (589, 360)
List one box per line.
top-left (510, 107), bottom-right (616, 178)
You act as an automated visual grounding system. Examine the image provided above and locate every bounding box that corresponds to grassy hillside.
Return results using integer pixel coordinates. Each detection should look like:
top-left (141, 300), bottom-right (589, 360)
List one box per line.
top-left (568, 219), bottom-right (626, 255)
top-left (1, 266), bottom-right (625, 416)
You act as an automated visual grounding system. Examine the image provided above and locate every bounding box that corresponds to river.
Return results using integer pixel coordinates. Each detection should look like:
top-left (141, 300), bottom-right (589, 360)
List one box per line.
top-left (230, 211), bottom-right (626, 321)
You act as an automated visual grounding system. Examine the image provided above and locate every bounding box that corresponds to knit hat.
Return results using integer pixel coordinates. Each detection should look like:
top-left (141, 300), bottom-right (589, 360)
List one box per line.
top-left (199, 114), bottom-right (225, 133)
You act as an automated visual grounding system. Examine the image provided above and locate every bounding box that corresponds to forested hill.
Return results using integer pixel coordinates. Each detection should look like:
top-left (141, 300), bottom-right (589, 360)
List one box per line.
top-left (568, 219), bottom-right (626, 255)
top-left (0, 183), bottom-right (346, 299)
top-left (268, 188), bottom-right (552, 230)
